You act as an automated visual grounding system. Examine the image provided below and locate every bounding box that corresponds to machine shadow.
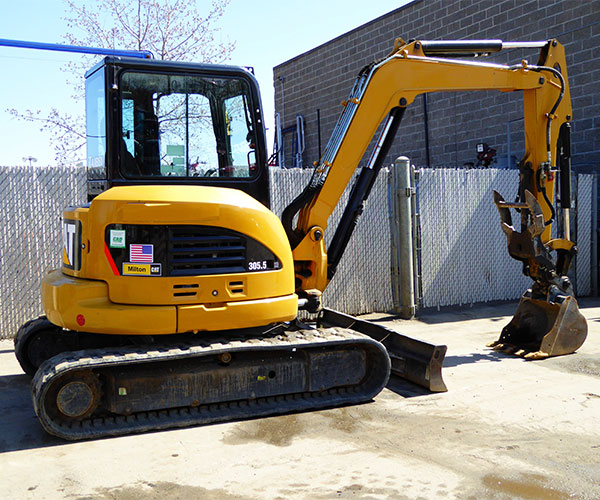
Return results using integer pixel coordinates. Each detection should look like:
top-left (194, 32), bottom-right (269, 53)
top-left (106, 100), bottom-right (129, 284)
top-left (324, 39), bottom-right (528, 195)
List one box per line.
top-left (442, 351), bottom-right (507, 367)
top-left (385, 350), bottom-right (508, 398)
top-left (0, 373), bottom-right (64, 453)
top-left (385, 374), bottom-right (434, 397)
top-left (0, 370), bottom-right (435, 450)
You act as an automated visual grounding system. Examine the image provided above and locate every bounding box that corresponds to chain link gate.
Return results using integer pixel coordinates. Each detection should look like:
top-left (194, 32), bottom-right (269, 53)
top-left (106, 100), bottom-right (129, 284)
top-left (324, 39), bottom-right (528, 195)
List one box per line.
top-left (415, 168), bottom-right (596, 309)
top-left (575, 174), bottom-right (595, 296)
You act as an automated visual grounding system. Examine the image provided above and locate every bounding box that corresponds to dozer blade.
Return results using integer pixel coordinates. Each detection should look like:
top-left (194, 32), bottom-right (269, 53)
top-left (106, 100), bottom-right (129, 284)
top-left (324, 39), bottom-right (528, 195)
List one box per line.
top-left (488, 295), bottom-right (587, 359)
top-left (318, 308), bottom-right (447, 392)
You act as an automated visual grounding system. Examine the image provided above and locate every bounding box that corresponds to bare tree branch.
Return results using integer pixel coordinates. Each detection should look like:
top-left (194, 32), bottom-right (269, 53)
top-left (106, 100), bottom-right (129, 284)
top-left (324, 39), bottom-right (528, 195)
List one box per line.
top-left (7, 0), bottom-right (235, 166)
top-left (7, 108), bottom-right (86, 165)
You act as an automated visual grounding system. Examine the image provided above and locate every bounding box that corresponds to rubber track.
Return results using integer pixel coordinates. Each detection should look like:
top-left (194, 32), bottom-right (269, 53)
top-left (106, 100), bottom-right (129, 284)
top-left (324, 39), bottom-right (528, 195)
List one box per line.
top-left (14, 316), bottom-right (60, 376)
top-left (32, 327), bottom-right (390, 440)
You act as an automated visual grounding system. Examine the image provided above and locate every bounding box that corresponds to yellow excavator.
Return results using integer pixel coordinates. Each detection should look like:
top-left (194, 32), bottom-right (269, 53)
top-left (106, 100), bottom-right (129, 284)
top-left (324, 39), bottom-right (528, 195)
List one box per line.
top-left (11, 37), bottom-right (586, 439)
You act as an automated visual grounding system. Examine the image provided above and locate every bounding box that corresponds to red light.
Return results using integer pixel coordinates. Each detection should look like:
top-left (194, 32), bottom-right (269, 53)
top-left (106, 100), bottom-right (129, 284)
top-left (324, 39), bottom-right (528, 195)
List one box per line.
top-left (76, 314), bottom-right (85, 326)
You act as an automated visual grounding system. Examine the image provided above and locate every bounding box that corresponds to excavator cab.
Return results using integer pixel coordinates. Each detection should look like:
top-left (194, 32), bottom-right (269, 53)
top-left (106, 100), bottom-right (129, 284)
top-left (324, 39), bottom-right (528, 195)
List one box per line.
top-left (84, 57), bottom-right (270, 206)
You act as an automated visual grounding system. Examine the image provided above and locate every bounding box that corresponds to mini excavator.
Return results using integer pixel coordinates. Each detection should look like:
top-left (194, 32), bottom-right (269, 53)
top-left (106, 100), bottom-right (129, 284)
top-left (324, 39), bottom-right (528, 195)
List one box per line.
top-left (8, 37), bottom-right (586, 439)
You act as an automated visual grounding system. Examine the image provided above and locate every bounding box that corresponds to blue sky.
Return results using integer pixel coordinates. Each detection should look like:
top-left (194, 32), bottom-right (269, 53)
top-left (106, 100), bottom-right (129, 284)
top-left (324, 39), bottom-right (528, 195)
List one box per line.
top-left (0, 0), bottom-right (408, 166)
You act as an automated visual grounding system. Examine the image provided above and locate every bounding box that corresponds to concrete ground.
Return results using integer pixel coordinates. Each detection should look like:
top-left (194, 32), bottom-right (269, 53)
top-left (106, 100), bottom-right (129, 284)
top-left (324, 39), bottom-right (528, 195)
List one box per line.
top-left (1, 299), bottom-right (599, 500)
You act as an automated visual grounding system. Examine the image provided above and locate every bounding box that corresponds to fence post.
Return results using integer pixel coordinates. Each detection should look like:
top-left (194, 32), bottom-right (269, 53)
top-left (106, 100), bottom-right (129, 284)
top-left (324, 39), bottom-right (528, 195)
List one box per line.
top-left (390, 156), bottom-right (415, 319)
top-left (592, 174), bottom-right (598, 296)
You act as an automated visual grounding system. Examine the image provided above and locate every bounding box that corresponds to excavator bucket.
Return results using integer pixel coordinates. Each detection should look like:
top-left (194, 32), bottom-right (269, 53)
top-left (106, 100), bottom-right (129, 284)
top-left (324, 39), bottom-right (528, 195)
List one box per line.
top-left (492, 189), bottom-right (587, 359)
top-left (488, 295), bottom-right (587, 359)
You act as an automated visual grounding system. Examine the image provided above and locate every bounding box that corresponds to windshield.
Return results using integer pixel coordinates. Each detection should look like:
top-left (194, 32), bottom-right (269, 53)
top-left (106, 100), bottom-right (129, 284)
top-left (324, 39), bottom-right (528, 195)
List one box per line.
top-left (120, 71), bottom-right (257, 179)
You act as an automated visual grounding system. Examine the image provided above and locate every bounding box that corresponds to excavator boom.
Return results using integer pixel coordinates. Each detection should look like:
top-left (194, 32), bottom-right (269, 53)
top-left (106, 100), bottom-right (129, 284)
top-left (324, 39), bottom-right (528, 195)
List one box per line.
top-left (283, 38), bottom-right (586, 359)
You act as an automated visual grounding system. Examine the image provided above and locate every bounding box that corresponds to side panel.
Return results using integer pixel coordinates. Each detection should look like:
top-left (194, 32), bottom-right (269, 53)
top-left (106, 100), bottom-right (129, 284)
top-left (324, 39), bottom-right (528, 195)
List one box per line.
top-left (47, 185), bottom-right (298, 334)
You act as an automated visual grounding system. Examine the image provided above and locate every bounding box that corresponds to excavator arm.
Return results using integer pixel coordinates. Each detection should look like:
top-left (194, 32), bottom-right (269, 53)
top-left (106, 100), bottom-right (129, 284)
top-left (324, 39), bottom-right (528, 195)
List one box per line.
top-left (284, 38), bottom-right (586, 357)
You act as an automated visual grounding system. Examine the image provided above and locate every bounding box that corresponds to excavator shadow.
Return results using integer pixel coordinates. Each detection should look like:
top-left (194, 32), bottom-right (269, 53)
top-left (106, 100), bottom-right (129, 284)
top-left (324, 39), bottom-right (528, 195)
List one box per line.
top-left (0, 369), bottom-right (441, 451)
top-left (442, 351), bottom-right (506, 367)
top-left (0, 351), bottom-right (515, 451)
top-left (384, 351), bottom-right (507, 397)
top-left (385, 374), bottom-right (434, 397)
top-left (0, 373), bottom-right (63, 453)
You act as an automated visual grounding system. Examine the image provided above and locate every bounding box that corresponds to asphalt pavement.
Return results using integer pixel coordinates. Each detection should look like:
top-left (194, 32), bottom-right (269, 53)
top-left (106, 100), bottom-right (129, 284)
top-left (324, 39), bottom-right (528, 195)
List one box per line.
top-left (1, 298), bottom-right (599, 500)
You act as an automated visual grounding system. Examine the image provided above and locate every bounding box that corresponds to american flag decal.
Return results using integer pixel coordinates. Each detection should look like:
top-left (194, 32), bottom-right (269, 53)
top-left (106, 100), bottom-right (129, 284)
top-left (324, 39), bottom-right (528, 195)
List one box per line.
top-left (130, 244), bottom-right (154, 263)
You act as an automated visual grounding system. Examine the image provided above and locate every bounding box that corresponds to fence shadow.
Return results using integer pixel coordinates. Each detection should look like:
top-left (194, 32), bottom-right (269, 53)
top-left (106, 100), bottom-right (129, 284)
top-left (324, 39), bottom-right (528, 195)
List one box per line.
top-left (385, 350), bottom-right (508, 397)
top-left (373, 301), bottom-right (519, 326)
top-left (0, 373), bottom-right (64, 453)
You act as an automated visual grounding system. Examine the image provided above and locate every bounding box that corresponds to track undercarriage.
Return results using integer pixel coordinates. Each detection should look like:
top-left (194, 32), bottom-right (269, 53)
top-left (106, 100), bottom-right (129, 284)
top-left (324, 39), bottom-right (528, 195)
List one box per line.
top-left (17, 312), bottom-right (446, 440)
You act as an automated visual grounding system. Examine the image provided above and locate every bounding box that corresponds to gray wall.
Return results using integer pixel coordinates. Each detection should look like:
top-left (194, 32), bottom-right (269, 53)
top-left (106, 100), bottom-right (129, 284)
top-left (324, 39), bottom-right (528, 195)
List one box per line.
top-left (273, 0), bottom-right (599, 172)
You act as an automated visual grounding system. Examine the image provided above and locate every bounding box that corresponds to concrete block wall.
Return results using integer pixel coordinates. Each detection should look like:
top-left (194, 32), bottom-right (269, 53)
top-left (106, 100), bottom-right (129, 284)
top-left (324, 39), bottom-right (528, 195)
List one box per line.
top-left (273, 0), bottom-right (599, 173)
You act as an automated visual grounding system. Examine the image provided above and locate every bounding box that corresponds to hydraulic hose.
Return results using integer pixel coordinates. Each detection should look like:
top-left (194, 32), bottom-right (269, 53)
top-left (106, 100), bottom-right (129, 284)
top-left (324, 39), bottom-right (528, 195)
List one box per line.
top-left (533, 65), bottom-right (565, 226)
top-left (533, 65), bottom-right (566, 166)
top-left (509, 60), bottom-right (566, 227)
top-left (536, 168), bottom-right (556, 226)
top-left (509, 62), bottom-right (565, 167)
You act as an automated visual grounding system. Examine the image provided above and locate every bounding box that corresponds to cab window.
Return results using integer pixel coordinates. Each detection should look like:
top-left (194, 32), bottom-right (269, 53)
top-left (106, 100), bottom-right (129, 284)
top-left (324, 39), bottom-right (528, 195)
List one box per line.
top-left (85, 68), bottom-right (106, 178)
top-left (120, 71), bottom-right (257, 179)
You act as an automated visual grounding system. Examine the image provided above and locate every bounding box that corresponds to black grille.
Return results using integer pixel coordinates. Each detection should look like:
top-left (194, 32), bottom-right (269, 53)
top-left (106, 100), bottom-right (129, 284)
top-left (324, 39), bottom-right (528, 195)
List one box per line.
top-left (169, 227), bottom-right (246, 276)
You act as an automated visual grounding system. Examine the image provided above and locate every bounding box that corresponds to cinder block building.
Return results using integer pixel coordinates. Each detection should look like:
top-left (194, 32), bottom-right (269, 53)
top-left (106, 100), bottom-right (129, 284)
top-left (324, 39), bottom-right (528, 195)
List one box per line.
top-left (273, 0), bottom-right (599, 172)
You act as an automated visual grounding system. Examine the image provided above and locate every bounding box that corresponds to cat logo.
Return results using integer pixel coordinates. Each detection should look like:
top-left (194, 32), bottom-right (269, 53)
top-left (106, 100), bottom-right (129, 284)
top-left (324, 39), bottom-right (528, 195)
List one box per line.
top-left (62, 219), bottom-right (82, 271)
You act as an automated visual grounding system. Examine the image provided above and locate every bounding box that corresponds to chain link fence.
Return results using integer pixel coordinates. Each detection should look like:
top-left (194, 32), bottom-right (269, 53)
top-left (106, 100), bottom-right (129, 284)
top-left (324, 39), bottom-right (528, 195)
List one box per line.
top-left (418, 168), bottom-right (530, 308)
top-left (0, 165), bottom-right (595, 338)
top-left (269, 168), bottom-right (394, 315)
top-left (576, 174), bottom-right (594, 296)
top-left (0, 166), bottom-right (87, 339)
top-left (0, 166), bottom-right (393, 338)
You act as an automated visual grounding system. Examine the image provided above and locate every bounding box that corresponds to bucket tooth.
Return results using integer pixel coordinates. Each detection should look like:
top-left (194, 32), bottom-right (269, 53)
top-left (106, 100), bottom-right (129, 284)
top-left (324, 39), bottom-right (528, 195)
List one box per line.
top-left (491, 295), bottom-right (587, 358)
top-left (523, 351), bottom-right (549, 360)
